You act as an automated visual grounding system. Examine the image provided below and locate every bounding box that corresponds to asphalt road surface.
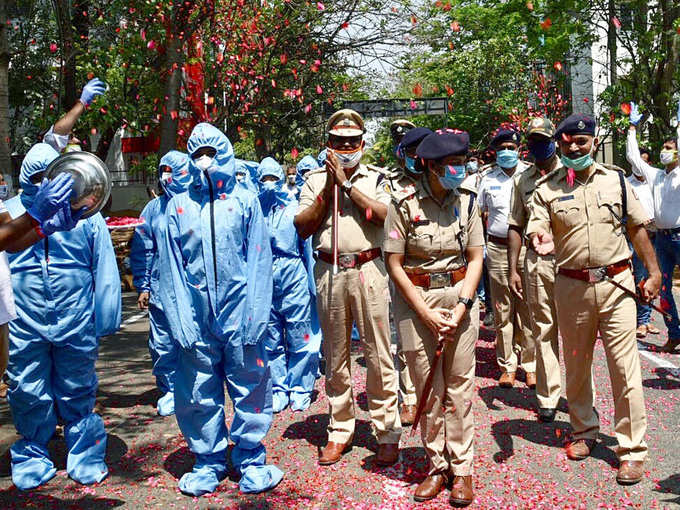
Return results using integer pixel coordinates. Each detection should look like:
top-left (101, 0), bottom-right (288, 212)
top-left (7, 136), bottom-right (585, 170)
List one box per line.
top-left (1, 291), bottom-right (679, 509)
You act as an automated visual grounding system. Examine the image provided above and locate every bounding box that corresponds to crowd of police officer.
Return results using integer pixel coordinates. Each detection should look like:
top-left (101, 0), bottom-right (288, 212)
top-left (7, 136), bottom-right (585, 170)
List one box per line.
top-left (293, 108), bottom-right (663, 506)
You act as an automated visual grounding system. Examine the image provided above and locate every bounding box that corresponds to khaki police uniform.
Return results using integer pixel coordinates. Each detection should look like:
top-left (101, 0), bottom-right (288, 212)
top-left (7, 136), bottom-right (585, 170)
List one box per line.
top-left (370, 163), bottom-right (419, 408)
top-left (508, 162), bottom-right (562, 408)
top-left (298, 164), bottom-right (402, 445)
top-left (384, 178), bottom-right (483, 476)
top-left (479, 164), bottom-right (535, 376)
top-left (526, 163), bottom-right (648, 461)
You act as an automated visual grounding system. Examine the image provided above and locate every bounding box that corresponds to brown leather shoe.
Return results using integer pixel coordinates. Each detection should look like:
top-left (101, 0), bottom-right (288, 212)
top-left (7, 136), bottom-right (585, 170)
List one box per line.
top-left (414, 473), bottom-right (448, 502)
top-left (449, 475), bottom-right (474, 507)
top-left (0, 381), bottom-right (8, 399)
top-left (525, 372), bottom-right (537, 389)
top-left (565, 438), bottom-right (597, 460)
top-left (375, 443), bottom-right (400, 466)
top-left (660, 338), bottom-right (680, 353)
top-left (617, 460), bottom-right (644, 485)
top-left (319, 441), bottom-right (351, 465)
top-left (400, 404), bottom-right (417, 426)
top-left (498, 372), bottom-right (516, 388)
top-left (636, 325), bottom-right (648, 338)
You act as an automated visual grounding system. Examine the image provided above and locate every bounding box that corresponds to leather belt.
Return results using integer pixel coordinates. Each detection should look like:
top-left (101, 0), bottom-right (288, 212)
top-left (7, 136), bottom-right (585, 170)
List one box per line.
top-left (558, 259), bottom-right (630, 283)
top-left (487, 235), bottom-right (508, 246)
top-left (406, 266), bottom-right (467, 290)
top-left (659, 226), bottom-right (680, 236)
top-left (317, 248), bottom-right (382, 269)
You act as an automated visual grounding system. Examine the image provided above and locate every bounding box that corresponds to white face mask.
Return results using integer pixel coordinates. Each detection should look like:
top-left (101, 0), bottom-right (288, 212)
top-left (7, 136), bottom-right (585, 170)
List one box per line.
top-left (194, 154), bottom-right (214, 171)
top-left (287, 174), bottom-right (296, 185)
top-left (160, 172), bottom-right (172, 185)
top-left (336, 149), bottom-right (363, 169)
top-left (660, 149), bottom-right (678, 166)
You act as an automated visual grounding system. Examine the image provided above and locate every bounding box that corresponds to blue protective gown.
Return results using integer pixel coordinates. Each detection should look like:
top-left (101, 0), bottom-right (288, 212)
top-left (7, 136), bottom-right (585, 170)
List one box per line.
top-left (158, 124), bottom-right (282, 496)
top-left (257, 158), bottom-right (320, 413)
top-left (129, 151), bottom-right (191, 416)
top-left (5, 143), bottom-right (121, 490)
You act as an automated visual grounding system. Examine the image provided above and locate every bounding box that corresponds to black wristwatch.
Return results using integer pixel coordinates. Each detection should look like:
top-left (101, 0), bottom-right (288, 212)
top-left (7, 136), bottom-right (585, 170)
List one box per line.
top-left (458, 296), bottom-right (474, 310)
top-left (341, 180), bottom-right (353, 196)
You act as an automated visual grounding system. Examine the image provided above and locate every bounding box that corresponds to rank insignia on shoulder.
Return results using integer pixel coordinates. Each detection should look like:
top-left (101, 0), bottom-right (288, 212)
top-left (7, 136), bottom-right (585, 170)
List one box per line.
top-left (382, 181), bottom-right (392, 194)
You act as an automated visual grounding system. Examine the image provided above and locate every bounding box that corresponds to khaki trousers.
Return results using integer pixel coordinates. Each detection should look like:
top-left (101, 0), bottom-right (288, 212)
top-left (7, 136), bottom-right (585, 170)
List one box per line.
top-left (0, 323), bottom-right (7, 381)
top-left (315, 259), bottom-right (401, 445)
top-left (487, 240), bottom-right (535, 374)
top-left (397, 347), bottom-right (416, 406)
top-left (555, 269), bottom-right (647, 461)
top-left (524, 249), bottom-right (561, 409)
top-left (397, 281), bottom-right (478, 476)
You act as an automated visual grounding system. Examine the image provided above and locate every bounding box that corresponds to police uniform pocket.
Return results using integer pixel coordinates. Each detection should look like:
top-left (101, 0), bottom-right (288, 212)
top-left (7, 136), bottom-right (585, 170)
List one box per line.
top-left (597, 192), bottom-right (623, 226)
top-left (551, 199), bottom-right (583, 229)
top-left (442, 219), bottom-right (465, 254)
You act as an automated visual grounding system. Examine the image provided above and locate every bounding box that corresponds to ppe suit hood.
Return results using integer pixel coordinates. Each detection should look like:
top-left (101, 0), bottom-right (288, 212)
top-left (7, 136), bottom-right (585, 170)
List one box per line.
top-left (317, 149), bottom-right (327, 168)
top-left (159, 150), bottom-right (191, 198)
top-left (186, 123), bottom-right (235, 193)
top-left (19, 143), bottom-right (60, 205)
top-left (296, 155), bottom-right (318, 187)
top-left (257, 157), bottom-right (284, 190)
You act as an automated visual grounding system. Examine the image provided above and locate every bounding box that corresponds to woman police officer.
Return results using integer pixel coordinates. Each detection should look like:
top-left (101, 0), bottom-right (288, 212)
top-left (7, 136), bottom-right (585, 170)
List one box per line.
top-left (384, 129), bottom-right (483, 507)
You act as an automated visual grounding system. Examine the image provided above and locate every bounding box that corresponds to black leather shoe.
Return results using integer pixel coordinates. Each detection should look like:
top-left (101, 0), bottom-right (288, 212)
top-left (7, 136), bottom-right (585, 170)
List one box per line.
top-left (538, 407), bottom-right (557, 422)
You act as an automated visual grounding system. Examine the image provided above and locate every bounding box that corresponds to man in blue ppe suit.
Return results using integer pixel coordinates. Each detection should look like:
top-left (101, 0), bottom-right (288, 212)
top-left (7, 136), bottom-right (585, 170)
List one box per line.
top-left (130, 151), bottom-right (192, 416)
top-left (159, 123), bottom-right (283, 496)
top-left (5, 143), bottom-right (121, 490)
top-left (257, 157), bottom-right (319, 413)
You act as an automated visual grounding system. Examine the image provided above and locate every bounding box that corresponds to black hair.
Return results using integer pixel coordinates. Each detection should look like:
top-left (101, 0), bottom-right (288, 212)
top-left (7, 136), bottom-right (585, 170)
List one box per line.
top-left (663, 136), bottom-right (678, 149)
top-left (639, 147), bottom-right (652, 157)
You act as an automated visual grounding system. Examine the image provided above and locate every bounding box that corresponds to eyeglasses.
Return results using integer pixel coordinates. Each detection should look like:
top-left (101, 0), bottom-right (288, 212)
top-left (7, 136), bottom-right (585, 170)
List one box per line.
top-left (328, 135), bottom-right (362, 150)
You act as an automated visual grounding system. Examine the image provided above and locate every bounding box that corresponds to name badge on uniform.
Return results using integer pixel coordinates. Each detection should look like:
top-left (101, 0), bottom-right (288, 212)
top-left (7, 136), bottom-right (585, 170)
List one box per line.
top-left (557, 195), bottom-right (574, 202)
top-left (412, 218), bottom-right (430, 227)
top-left (490, 185), bottom-right (501, 190)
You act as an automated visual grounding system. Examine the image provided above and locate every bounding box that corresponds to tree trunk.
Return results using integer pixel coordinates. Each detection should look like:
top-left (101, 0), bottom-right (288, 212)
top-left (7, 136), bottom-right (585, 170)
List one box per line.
top-left (607, 0), bottom-right (622, 165)
top-left (54, 0), bottom-right (77, 108)
top-left (158, 34), bottom-right (184, 157)
top-left (0, 0), bottom-right (12, 194)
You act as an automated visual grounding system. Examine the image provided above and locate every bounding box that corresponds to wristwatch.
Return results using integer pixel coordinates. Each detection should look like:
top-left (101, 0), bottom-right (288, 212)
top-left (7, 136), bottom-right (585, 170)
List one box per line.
top-left (457, 296), bottom-right (474, 310)
top-left (341, 180), bottom-right (353, 196)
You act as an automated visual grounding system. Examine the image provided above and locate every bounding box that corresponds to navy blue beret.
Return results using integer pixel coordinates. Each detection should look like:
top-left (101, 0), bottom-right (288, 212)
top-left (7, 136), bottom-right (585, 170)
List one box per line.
top-left (416, 129), bottom-right (470, 160)
top-left (490, 128), bottom-right (520, 147)
top-left (401, 127), bottom-right (434, 149)
top-left (555, 113), bottom-right (596, 138)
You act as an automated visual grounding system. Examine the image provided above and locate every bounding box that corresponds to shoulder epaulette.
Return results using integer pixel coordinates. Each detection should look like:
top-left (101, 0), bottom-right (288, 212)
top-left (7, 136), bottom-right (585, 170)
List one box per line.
top-left (366, 163), bottom-right (392, 176)
top-left (535, 166), bottom-right (563, 187)
top-left (600, 163), bottom-right (626, 174)
top-left (391, 183), bottom-right (417, 206)
top-left (479, 163), bottom-right (495, 175)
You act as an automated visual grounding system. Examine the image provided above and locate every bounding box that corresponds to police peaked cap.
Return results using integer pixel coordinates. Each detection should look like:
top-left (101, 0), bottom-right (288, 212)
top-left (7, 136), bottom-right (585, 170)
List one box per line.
top-left (555, 113), bottom-right (596, 138)
top-left (400, 127), bottom-right (434, 149)
top-left (416, 129), bottom-right (470, 160)
top-left (490, 128), bottom-right (520, 147)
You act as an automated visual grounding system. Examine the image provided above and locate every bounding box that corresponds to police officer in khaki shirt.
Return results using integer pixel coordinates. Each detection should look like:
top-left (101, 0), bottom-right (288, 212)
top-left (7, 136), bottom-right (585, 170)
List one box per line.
top-left (390, 127), bottom-right (434, 426)
top-left (508, 117), bottom-right (563, 422)
top-left (478, 128), bottom-right (535, 388)
top-left (527, 113), bottom-right (661, 486)
top-left (385, 129), bottom-right (483, 507)
top-left (295, 109), bottom-right (402, 467)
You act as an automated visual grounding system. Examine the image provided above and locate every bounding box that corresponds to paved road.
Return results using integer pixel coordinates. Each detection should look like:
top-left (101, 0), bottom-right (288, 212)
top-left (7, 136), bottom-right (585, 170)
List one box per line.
top-left (0, 291), bottom-right (679, 508)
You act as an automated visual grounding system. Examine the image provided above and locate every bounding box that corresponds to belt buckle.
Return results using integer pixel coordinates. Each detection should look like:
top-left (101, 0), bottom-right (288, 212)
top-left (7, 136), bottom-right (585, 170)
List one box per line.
top-left (338, 254), bottom-right (357, 269)
top-left (429, 272), bottom-right (451, 289)
top-left (587, 267), bottom-right (606, 283)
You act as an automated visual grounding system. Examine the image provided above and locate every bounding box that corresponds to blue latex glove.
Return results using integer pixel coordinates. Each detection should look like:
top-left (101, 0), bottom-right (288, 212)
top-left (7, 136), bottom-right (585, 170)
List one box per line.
top-left (629, 101), bottom-right (643, 126)
top-left (41, 201), bottom-right (86, 235)
top-left (79, 78), bottom-right (107, 107)
top-left (26, 173), bottom-right (74, 224)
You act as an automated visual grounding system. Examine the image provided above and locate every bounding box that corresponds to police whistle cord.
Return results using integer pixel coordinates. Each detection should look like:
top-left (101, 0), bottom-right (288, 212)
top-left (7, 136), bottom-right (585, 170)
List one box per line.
top-left (603, 274), bottom-right (672, 321)
top-left (411, 334), bottom-right (446, 438)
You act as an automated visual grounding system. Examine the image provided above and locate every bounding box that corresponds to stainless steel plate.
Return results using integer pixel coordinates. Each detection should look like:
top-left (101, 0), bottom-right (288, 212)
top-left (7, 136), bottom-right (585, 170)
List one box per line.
top-left (44, 151), bottom-right (112, 219)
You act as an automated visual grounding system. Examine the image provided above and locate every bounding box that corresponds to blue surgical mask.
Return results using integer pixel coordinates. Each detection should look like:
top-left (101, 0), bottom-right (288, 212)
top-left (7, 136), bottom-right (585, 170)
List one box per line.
top-left (466, 161), bottom-right (478, 174)
top-left (404, 155), bottom-right (422, 174)
top-left (496, 149), bottom-right (519, 169)
top-left (438, 165), bottom-right (466, 190)
top-left (528, 139), bottom-right (556, 162)
top-left (560, 153), bottom-right (593, 171)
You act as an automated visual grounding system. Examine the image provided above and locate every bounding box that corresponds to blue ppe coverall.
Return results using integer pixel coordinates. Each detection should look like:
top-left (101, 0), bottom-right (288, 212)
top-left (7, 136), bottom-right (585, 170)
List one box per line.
top-left (295, 155), bottom-right (318, 188)
top-left (234, 159), bottom-right (260, 193)
top-left (5, 143), bottom-right (122, 490)
top-left (158, 123), bottom-right (283, 496)
top-left (130, 151), bottom-right (191, 416)
top-left (316, 149), bottom-right (327, 168)
top-left (257, 158), bottom-right (320, 413)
